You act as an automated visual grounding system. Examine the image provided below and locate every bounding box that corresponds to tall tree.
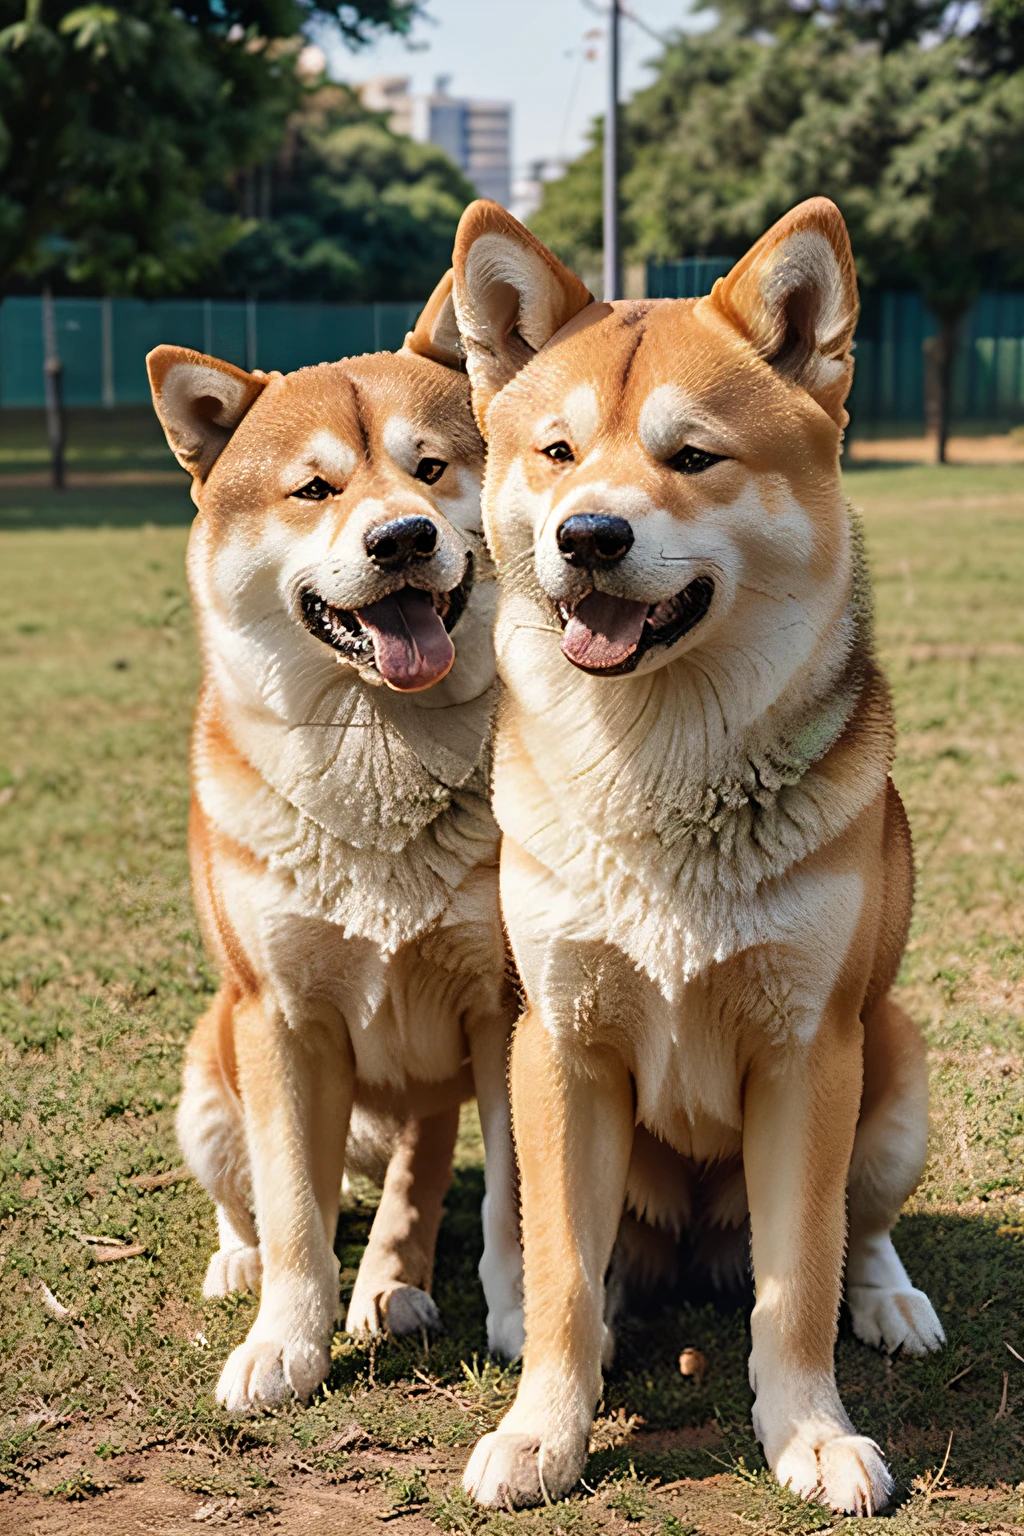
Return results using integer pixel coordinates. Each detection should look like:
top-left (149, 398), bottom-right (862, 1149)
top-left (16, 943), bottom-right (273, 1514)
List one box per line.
top-left (532, 3), bottom-right (1024, 461)
top-left (0, 0), bottom-right (418, 297)
top-left (215, 84), bottom-right (475, 302)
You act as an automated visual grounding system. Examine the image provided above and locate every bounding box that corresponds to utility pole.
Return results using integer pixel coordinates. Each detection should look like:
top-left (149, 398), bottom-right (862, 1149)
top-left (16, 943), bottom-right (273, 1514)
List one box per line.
top-left (602, 0), bottom-right (621, 302)
top-left (41, 287), bottom-right (66, 491)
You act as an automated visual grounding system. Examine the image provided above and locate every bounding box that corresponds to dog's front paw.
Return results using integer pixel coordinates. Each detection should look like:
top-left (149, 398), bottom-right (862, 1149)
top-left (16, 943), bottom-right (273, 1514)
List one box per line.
top-left (215, 1333), bottom-right (330, 1411)
top-left (463, 1430), bottom-right (584, 1509)
top-left (345, 1283), bottom-right (440, 1339)
top-left (775, 1431), bottom-right (893, 1516)
top-left (203, 1244), bottom-right (262, 1299)
top-left (486, 1304), bottom-right (525, 1360)
top-left (848, 1285), bottom-right (945, 1356)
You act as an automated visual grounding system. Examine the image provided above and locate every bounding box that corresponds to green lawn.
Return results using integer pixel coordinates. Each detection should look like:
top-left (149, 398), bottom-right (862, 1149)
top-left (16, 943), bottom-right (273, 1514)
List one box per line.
top-left (0, 407), bottom-right (177, 479)
top-left (0, 463), bottom-right (1021, 1534)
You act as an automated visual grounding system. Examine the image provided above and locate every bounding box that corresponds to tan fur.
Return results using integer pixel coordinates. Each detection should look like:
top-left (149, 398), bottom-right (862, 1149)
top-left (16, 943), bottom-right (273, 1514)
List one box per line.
top-left (147, 280), bottom-right (524, 1411)
top-left (449, 201), bottom-right (944, 1514)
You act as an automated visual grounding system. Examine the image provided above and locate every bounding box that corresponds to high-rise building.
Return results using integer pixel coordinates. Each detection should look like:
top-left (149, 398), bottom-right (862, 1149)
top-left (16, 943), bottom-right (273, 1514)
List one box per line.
top-left (360, 76), bottom-right (513, 210)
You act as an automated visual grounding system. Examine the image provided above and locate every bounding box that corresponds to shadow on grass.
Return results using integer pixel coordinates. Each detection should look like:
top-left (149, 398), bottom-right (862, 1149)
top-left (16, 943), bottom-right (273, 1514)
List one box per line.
top-left (0, 482), bottom-right (193, 530)
top-left (375, 1165), bottom-right (1024, 1491)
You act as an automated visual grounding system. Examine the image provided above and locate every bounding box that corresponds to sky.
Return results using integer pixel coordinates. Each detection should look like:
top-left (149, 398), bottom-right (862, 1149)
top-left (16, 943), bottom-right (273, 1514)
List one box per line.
top-left (317, 0), bottom-right (707, 178)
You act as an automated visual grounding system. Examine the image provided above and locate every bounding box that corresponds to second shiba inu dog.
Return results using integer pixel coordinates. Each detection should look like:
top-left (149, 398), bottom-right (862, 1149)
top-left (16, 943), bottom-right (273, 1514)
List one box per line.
top-left (147, 274), bottom-right (523, 1412)
top-left (449, 200), bottom-right (944, 1513)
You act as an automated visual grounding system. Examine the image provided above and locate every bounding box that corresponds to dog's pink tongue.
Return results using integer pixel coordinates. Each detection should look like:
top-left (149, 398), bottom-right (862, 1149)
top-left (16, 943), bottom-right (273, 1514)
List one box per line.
top-left (355, 587), bottom-right (455, 692)
top-left (561, 591), bottom-right (649, 671)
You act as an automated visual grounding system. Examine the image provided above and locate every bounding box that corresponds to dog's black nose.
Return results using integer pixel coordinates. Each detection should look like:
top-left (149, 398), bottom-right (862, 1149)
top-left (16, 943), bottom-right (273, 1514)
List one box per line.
top-left (364, 516), bottom-right (438, 567)
top-left (556, 513), bottom-right (634, 567)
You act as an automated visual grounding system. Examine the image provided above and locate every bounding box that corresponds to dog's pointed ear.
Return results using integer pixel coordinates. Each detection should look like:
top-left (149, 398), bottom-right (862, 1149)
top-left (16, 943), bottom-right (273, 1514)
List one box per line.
top-left (698, 198), bottom-right (859, 424)
top-left (403, 270), bottom-right (464, 371)
top-left (147, 346), bottom-right (269, 485)
top-left (452, 200), bottom-right (594, 429)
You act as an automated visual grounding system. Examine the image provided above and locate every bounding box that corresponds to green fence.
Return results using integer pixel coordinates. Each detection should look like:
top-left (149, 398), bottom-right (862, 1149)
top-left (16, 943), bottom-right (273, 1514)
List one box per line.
top-left (6, 283), bottom-right (1024, 428)
top-left (647, 260), bottom-right (1024, 428)
top-left (0, 297), bottom-right (425, 409)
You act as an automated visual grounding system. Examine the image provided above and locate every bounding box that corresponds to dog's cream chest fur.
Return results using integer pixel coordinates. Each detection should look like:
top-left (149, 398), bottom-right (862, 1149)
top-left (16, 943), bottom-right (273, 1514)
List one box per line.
top-left (496, 595), bottom-right (890, 1145)
top-left (192, 685), bottom-right (505, 1082)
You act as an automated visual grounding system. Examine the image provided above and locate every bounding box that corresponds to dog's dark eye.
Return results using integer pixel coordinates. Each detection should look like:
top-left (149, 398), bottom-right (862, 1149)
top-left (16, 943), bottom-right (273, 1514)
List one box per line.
top-left (291, 476), bottom-right (336, 501)
top-left (414, 458), bottom-right (447, 485)
top-left (667, 446), bottom-right (727, 475)
top-left (541, 441), bottom-right (574, 463)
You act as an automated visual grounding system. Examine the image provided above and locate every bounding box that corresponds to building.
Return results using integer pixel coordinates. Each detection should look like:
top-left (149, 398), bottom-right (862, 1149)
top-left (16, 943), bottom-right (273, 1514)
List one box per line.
top-left (360, 76), bottom-right (513, 210)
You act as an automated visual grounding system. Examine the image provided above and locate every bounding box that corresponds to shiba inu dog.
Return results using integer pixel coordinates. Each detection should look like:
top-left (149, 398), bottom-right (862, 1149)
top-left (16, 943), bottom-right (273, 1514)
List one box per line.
top-left (448, 200), bottom-right (944, 1513)
top-left (146, 274), bottom-right (523, 1412)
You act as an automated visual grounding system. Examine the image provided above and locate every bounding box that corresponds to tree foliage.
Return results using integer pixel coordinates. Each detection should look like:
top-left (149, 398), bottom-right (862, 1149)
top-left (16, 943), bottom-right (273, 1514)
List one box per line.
top-left (0, 0), bottom-right (418, 295)
top-left (215, 86), bottom-right (475, 302)
top-left (532, 0), bottom-right (1024, 299)
top-left (531, 0), bottom-right (1024, 458)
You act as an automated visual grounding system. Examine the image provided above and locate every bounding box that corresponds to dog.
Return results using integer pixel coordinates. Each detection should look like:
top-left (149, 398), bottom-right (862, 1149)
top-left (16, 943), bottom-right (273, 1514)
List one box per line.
top-left (447, 199), bottom-right (945, 1513)
top-left (146, 272), bottom-right (523, 1412)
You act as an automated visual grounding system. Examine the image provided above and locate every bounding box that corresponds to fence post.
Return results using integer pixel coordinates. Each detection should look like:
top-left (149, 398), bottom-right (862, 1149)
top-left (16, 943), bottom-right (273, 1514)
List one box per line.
top-left (41, 287), bottom-right (66, 490)
top-left (101, 298), bottom-right (115, 409)
top-left (246, 296), bottom-right (258, 371)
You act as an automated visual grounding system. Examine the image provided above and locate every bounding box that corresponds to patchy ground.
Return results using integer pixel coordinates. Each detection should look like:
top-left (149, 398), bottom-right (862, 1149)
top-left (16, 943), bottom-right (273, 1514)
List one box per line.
top-left (847, 434), bottom-right (1024, 465)
top-left (0, 458), bottom-right (1022, 1534)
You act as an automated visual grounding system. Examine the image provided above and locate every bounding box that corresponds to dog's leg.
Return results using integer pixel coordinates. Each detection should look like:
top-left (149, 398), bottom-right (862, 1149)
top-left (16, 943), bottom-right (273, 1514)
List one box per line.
top-left (215, 998), bottom-right (351, 1412)
top-left (467, 1014), bottom-right (524, 1358)
top-left (177, 987), bottom-right (261, 1298)
top-left (744, 1019), bottom-right (893, 1516)
top-left (345, 1106), bottom-right (459, 1339)
top-left (847, 995), bottom-right (944, 1356)
top-left (463, 1010), bottom-right (633, 1508)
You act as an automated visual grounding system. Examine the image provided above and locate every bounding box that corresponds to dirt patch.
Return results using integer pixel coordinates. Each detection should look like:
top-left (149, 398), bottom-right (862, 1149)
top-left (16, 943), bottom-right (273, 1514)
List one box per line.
top-left (848, 434), bottom-right (1024, 463)
top-left (0, 1446), bottom-right (446, 1536)
top-left (0, 471), bottom-right (185, 487)
top-left (627, 1424), bottom-right (723, 1453)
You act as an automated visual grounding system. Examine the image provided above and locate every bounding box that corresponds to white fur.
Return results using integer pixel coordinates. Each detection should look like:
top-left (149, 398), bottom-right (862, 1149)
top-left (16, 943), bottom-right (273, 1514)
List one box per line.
top-left (764, 232), bottom-right (848, 350)
top-left (161, 363), bottom-right (246, 437)
top-left (191, 511), bottom-right (498, 956)
top-left (637, 383), bottom-right (737, 462)
top-left (758, 231), bottom-right (853, 390)
top-left (492, 470), bottom-right (869, 1010)
top-left (461, 233), bottom-right (566, 351)
top-left (437, 465), bottom-right (485, 535)
top-left (561, 384), bottom-right (600, 450)
top-left (279, 430), bottom-right (357, 492)
top-left (382, 415), bottom-right (421, 476)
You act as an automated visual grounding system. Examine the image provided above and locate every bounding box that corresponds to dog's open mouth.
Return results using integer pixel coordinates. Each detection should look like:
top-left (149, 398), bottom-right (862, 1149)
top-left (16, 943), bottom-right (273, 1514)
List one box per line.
top-left (555, 577), bottom-right (715, 675)
top-left (300, 557), bottom-right (472, 693)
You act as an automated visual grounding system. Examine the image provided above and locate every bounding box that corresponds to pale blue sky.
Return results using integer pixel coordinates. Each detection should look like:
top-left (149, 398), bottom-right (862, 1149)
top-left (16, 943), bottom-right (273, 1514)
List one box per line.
top-left (318, 0), bottom-right (706, 176)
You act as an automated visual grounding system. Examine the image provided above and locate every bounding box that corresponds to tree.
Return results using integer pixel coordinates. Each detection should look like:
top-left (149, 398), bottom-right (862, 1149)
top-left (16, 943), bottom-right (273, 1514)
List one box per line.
top-left (215, 84), bottom-right (475, 302)
top-left (531, 2), bottom-right (1024, 461)
top-left (712, 0), bottom-right (960, 52)
top-left (761, 40), bottom-right (1024, 459)
top-left (0, 0), bottom-right (418, 298)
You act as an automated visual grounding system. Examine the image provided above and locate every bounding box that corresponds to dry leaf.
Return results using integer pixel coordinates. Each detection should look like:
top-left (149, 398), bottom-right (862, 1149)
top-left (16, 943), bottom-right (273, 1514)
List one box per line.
top-left (40, 1282), bottom-right (71, 1321)
top-left (322, 1423), bottom-right (367, 1452)
top-left (92, 1243), bottom-right (146, 1263)
top-left (129, 1167), bottom-right (188, 1190)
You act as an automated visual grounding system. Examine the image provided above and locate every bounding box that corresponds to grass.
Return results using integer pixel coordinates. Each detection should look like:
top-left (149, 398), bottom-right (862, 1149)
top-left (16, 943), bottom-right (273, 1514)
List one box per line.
top-left (0, 457), bottom-right (1021, 1532)
top-left (0, 407), bottom-right (177, 478)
